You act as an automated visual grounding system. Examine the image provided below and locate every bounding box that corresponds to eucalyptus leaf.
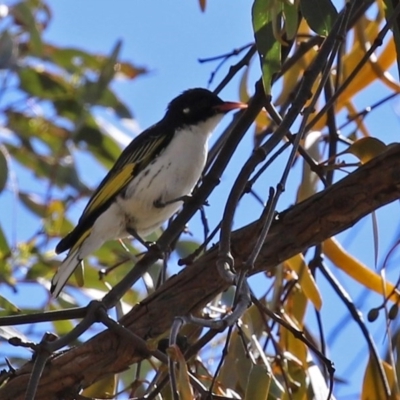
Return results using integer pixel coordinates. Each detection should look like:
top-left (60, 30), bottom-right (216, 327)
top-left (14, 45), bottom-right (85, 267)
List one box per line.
top-left (97, 88), bottom-right (133, 119)
top-left (300, 0), bottom-right (338, 36)
top-left (0, 225), bottom-right (10, 259)
top-left (12, 1), bottom-right (43, 55)
top-left (82, 40), bottom-right (122, 105)
top-left (6, 110), bottom-right (69, 152)
top-left (0, 30), bottom-right (16, 69)
top-left (252, 0), bottom-right (281, 94)
top-left (0, 326), bottom-right (28, 343)
top-left (19, 192), bottom-right (47, 217)
top-left (18, 66), bottom-right (71, 100)
top-left (7, 144), bottom-right (89, 192)
top-left (0, 145), bottom-right (9, 193)
top-left (0, 294), bottom-right (20, 313)
top-left (75, 116), bottom-right (122, 166)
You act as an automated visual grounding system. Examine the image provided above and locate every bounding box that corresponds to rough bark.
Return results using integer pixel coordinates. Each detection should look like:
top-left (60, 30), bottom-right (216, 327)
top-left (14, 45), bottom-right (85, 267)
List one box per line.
top-left (2, 144), bottom-right (400, 399)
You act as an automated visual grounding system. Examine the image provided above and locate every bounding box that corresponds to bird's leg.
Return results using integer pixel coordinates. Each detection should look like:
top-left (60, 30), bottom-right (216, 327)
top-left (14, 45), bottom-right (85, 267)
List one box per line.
top-left (126, 227), bottom-right (166, 262)
top-left (154, 195), bottom-right (209, 208)
top-left (153, 195), bottom-right (191, 208)
top-left (126, 227), bottom-right (156, 251)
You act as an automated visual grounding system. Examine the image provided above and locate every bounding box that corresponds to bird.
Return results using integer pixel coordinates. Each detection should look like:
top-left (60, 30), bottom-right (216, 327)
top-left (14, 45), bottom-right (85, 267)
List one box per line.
top-left (51, 88), bottom-right (247, 297)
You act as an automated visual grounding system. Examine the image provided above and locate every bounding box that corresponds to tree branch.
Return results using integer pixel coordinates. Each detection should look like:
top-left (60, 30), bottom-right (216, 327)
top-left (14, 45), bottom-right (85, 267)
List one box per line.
top-left (2, 144), bottom-right (400, 399)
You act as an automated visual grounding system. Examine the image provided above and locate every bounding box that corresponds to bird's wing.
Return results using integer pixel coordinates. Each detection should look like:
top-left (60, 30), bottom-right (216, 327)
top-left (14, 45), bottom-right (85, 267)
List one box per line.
top-left (83, 128), bottom-right (168, 219)
top-left (56, 123), bottom-right (173, 254)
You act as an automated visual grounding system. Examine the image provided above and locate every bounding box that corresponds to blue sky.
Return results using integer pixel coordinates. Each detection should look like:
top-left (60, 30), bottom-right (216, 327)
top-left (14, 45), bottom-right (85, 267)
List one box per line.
top-left (45, 1), bottom-right (253, 124)
top-left (2, 1), bottom-right (400, 398)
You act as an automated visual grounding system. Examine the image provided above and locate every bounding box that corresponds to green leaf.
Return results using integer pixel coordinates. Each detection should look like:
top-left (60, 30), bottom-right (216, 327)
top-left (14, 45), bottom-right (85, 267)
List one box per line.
top-left (82, 40), bottom-right (122, 105)
top-left (0, 294), bottom-right (20, 313)
top-left (43, 43), bottom-right (147, 80)
top-left (81, 375), bottom-right (117, 399)
top-left (51, 315), bottom-right (75, 336)
top-left (6, 110), bottom-right (69, 152)
top-left (53, 98), bottom-right (83, 121)
top-left (99, 40), bottom-right (122, 92)
top-left (74, 263), bottom-right (84, 287)
top-left (0, 31), bottom-right (15, 69)
top-left (75, 116), bottom-right (122, 167)
top-left (93, 240), bottom-right (134, 270)
top-left (252, 0), bottom-right (281, 94)
top-left (19, 192), bottom-right (47, 217)
top-left (245, 364), bottom-right (271, 400)
top-left (0, 145), bottom-right (9, 193)
top-left (18, 66), bottom-right (71, 100)
top-left (12, 1), bottom-right (43, 55)
top-left (0, 225), bottom-right (10, 259)
top-left (175, 240), bottom-right (201, 260)
top-left (300, 0), bottom-right (338, 36)
top-left (44, 44), bottom-right (104, 73)
top-left (283, 1), bottom-right (299, 41)
top-left (7, 144), bottom-right (89, 192)
top-left (97, 88), bottom-right (133, 119)
top-left (26, 259), bottom-right (58, 280)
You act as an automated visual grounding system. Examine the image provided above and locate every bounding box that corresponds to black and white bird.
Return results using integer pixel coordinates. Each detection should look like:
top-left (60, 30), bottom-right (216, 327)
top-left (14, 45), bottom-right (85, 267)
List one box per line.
top-left (51, 88), bottom-right (247, 297)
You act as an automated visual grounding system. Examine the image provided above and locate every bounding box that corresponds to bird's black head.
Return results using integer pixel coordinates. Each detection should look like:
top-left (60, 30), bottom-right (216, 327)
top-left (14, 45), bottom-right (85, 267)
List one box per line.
top-left (164, 88), bottom-right (246, 126)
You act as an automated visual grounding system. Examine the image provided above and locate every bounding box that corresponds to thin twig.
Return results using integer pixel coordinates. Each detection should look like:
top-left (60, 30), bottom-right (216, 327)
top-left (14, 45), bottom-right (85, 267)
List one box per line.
top-left (317, 259), bottom-right (390, 397)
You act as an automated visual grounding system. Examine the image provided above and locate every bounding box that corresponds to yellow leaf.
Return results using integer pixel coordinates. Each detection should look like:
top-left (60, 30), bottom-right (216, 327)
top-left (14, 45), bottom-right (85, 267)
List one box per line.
top-left (323, 238), bottom-right (400, 303)
top-left (276, 32), bottom-right (317, 106)
top-left (285, 284), bottom-right (308, 324)
top-left (346, 137), bottom-right (387, 164)
top-left (167, 345), bottom-right (194, 400)
top-left (281, 355), bottom-right (307, 400)
top-left (296, 131), bottom-right (322, 203)
top-left (241, 304), bottom-right (265, 339)
top-left (361, 355), bottom-right (393, 400)
top-left (341, 38), bottom-right (397, 96)
top-left (218, 330), bottom-right (250, 390)
top-left (382, 360), bottom-right (396, 398)
top-left (280, 290), bottom-right (308, 368)
top-left (73, 261), bottom-right (84, 287)
top-left (313, 21), bottom-right (399, 131)
top-left (254, 110), bottom-right (271, 142)
top-left (284, 253), bottom-right (322, 310)
top-left (279, 314), bottom-right (308, 369)
top-left (239, 67), bottom-right (250, 103)
top-left (82, 374), bottom-right (117, 399)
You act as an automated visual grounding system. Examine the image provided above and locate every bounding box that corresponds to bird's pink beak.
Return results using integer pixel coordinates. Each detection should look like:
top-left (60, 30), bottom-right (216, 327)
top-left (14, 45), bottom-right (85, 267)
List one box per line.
top-left (214, 101), bottom-right (248, 112)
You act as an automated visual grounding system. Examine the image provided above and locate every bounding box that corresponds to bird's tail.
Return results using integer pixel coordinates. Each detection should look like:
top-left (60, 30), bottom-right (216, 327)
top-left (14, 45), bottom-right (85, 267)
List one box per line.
top-left (51, 248), bottom-right (82, 298)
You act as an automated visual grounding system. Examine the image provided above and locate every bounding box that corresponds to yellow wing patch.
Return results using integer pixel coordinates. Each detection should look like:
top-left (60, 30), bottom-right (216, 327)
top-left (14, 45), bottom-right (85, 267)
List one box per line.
top-left (120, 134), bottom-right (165, 167)
top-left (56, 130), bottom-right (170, 255)
top-left (83, 163), bottom-right (136, 218)
top-left (77, 133), bottom-right (166, 227)
top-left (71, 227), bottom-right (92, 253)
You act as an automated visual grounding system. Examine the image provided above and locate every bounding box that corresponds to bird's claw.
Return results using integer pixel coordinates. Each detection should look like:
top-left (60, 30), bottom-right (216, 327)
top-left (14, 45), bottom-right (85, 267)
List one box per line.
top-left (154, 195), bottom-right (193, 208)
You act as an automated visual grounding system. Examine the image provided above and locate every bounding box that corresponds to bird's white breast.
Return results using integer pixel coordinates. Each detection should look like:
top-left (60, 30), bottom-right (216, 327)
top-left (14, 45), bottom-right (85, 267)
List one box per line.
top-left (117, 114), bottom-right (223, 237)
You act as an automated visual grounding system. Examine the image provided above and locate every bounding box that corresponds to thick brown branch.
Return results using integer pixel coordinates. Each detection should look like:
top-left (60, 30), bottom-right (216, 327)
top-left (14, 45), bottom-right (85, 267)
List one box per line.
top-left (3, 144), bottom-right (400, 399)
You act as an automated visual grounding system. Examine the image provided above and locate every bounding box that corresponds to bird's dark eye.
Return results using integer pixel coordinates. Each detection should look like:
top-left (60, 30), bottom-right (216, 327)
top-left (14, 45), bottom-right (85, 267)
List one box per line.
top-left (182, 107), bottom-right (190, 114)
